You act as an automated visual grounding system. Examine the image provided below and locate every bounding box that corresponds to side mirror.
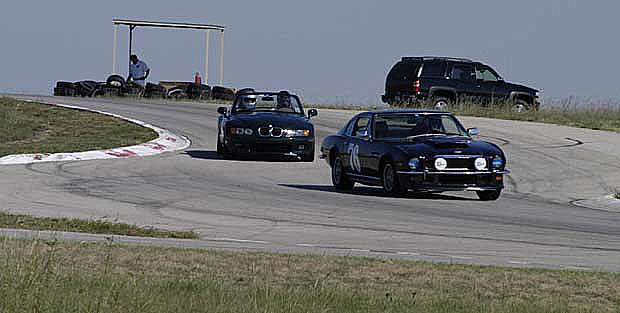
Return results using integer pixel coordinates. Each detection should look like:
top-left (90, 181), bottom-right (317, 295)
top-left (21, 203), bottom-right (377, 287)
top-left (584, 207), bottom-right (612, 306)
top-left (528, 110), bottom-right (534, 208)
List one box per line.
top-left (217, 107), bottom-right (228, 115)
top-left (355, 129), bottom-right (368, 138)
top-left (467, 127), bottom-right (480, 136)
top-left (308, 109), bottom-right (318, 118)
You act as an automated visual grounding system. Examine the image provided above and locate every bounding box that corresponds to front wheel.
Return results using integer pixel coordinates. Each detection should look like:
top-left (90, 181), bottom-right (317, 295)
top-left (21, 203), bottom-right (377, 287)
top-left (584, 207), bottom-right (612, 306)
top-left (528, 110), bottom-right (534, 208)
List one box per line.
top-left (332, 156), bottom-right (354, 190)
top-left (301, 153), bottom-right (314, 162)
top-left (476, 190), bottom-right (501, 201)
top-left (511, 99), bottom-right (531, 113)
top-left (382, 162), bottom-right (407, 196)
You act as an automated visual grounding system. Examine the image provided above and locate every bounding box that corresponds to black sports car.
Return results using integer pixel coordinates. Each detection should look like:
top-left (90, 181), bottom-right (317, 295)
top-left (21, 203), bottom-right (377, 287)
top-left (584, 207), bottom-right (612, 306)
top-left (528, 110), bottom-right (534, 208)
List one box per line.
top-left (320, 110), bottom-right (510, 200)
top-left (217, 91), bottom-right (318, 161)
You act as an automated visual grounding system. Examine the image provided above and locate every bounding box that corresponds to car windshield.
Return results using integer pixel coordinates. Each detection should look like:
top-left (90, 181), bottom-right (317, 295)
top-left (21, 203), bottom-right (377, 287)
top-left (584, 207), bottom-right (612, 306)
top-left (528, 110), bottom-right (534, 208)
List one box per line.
top-left (373, 113), bottom-right (468, 140)
top-left (233, 93), bottom-right (304, 114)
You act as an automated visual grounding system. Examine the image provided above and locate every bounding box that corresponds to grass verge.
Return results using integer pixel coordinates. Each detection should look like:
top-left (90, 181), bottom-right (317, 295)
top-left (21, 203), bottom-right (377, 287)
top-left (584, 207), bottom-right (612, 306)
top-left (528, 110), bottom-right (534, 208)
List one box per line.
top-left (308, 102), bottom-right (620, 132)
top-left (0, 97), bottom-right (158, 157)
top-left (0, 211), bottom-right (198, 239)
top-left (0, 237), bottom-right (618, 312)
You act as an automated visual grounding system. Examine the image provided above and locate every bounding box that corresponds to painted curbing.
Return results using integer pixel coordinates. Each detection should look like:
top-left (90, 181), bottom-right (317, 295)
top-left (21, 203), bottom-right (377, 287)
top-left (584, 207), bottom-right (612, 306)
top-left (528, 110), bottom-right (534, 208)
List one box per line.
top-left (0, 100), bottom-right (191, 165)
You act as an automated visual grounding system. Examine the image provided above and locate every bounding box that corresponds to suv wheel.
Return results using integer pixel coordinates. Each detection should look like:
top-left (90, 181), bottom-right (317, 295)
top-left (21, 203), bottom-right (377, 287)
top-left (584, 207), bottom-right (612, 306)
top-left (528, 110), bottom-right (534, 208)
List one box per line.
top-left (432, 97), bottom-right (452, 110)
top-left (511, 99), bottom-right (530, 113)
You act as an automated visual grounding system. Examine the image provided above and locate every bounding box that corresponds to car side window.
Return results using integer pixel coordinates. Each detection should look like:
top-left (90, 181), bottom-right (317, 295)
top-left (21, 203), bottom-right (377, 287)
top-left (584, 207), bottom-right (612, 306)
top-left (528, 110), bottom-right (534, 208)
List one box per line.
top-left (475, 66), bottom-right (500, 82)
top-left (421, 61), bottom-right (447, 78)
top-left (352, 116), bottom-right (370, 138)
top-left (451, 64), bottom-right (475, 82)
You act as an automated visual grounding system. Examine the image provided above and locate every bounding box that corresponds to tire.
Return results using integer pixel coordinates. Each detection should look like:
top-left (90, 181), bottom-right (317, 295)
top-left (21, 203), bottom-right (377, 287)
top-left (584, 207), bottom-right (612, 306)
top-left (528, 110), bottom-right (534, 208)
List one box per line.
top-left (123, 83), bottom-right (145, 97)
top-left (167, 87), bottom-right (187, 99)
top-left (106, 75), bottom-right (126, 87)
top-left (381, 162), bottom-right (406, 196)
top-left (216, 135), bottom-right (224, 155)
top-left (431, 97), bottom-right (452, 110)
top-left (76, 81), bottom-right (99, 97)
top-left (476, 190), bottom-right (501, 201)
top-left (331, 156), bottom-right (354, 190)
top-left (301, 153), bottom-right (314, 162)
top-left (144, 83), bottom-right (166, 98)
top-left (55, 81), bottom-right (76, 89)
top-left (186, 84), bottom-right (211, 100)
top-left (511, 99), bottom-right (530, 113)
top-left (212, 86), bottom-right (235, 101)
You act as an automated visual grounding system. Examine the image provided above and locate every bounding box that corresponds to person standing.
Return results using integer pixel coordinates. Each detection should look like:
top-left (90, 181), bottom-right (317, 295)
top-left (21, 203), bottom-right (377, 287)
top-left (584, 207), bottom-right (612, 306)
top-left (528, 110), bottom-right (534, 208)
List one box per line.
top-left (127, 55), bottom-right (150, 86)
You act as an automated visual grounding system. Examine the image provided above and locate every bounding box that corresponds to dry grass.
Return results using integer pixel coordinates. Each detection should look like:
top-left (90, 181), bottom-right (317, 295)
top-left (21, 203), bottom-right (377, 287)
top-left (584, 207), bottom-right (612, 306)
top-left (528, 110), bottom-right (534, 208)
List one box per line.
top-left (0, 97), bottom-right (157, 157)
top-left (308, 99), bottom-right (620, 133)
top-left (0, 211), bottom-right (198, 239)
top-left (0, 237), bottom-right (618, 312)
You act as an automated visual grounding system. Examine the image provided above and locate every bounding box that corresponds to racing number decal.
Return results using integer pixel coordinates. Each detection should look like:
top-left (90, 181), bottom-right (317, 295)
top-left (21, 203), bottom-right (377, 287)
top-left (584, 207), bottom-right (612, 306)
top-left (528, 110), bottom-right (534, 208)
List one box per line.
top-left (347, 143), bottom-right (361, 172)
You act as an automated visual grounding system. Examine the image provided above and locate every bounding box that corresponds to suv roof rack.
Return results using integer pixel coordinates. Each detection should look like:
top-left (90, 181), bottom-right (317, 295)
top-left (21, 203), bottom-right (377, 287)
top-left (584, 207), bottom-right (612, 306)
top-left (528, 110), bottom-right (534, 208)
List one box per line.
top-left (401, 56), bottom-right (473, 63)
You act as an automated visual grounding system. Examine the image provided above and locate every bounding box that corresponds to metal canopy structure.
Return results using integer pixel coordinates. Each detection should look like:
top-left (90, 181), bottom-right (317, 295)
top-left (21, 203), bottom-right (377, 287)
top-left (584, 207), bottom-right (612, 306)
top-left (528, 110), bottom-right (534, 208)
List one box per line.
top-left (112, 19), bottom-right (226, 85)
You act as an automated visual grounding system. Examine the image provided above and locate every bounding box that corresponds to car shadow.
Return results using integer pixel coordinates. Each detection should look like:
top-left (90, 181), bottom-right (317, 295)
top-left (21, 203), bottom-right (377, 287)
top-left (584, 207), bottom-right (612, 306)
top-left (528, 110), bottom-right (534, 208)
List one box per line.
top-left (279, 184), bottom-right (474, 201)
top-left (185, 150), bottom-right (310, 163)
top-left (185, 150), bottom-right (222, 160)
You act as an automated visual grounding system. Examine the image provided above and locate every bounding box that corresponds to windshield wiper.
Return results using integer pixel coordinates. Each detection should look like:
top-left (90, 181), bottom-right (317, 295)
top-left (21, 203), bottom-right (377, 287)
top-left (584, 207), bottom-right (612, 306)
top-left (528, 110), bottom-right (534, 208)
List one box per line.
top-left (404, 133), bottom-right (448, 140)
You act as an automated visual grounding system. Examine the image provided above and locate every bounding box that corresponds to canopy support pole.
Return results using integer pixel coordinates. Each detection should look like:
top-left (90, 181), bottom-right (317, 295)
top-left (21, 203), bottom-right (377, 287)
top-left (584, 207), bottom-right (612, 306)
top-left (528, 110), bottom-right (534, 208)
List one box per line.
top-left (112, 25), bottom-right (118, 74)
top-left (205, 30), bottom-right (210, 85)
top-left (219, 30), bottom-right (225, 86)
top-left (128, 25), bottom-right (136, 75)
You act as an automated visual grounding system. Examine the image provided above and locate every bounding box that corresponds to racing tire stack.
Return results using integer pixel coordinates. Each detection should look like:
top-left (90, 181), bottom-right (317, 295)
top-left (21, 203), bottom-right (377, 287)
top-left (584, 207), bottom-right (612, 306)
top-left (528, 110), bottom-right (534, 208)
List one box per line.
top-left (53, 81), bottom-right (77, 97)
top-left (186, 84), bottom-right (211, 100)
top-left (211, 86), bottom-right (235, 101)
top-left (75, 81), bottom-right (100, 97)
top-left (144, 83), bottom-right (167, 99)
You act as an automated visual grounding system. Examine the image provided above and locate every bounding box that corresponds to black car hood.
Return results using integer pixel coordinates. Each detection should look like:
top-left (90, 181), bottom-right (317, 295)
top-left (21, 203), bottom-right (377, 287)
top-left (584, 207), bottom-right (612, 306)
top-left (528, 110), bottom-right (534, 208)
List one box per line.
top-left (393, 136), bottom-right (502, 156)
top-left (504, 81), bottom-right (538, 94)
top-left (228, 112), bottom-right (310, 129)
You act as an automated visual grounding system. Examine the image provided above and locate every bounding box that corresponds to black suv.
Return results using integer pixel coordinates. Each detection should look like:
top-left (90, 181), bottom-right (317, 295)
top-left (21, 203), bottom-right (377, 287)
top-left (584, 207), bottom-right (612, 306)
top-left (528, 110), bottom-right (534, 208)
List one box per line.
top-left (381, 57), bottom-right (539, 111)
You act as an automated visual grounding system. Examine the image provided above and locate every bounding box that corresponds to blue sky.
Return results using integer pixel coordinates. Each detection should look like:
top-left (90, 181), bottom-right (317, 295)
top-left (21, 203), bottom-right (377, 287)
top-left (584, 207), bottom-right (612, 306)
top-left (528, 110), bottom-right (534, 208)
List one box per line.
top-left (1, 0), bottom-right (618, 104)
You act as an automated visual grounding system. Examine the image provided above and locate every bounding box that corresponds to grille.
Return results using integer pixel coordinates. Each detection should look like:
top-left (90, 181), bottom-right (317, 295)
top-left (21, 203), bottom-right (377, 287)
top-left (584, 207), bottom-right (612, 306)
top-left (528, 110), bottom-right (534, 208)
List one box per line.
top-left (433, 156), bottom-right (487, 171)
top-left (446, 158), bottom-right (473, 170)
top-left (255, 144), bottom-right (291, 153)
top-left (271, 127), bottom-right (283, 137)
top-left (430, 174), bottom-right (492, 186)
top-left (258, 127), bottom-right (270, 136)
top-left (258, 127), bottom-right (283, 137)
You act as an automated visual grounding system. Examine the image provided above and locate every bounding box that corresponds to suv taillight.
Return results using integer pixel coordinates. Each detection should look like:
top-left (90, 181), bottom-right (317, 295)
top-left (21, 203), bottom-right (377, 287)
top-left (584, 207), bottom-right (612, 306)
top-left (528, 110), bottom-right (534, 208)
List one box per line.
top-left (414, 80), bottom-right (420, 93)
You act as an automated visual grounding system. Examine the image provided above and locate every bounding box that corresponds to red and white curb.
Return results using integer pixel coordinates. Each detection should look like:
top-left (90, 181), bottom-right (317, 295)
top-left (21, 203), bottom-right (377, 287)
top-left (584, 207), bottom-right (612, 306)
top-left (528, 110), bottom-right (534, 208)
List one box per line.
top-left (0, 100), bottom-right (190, 165)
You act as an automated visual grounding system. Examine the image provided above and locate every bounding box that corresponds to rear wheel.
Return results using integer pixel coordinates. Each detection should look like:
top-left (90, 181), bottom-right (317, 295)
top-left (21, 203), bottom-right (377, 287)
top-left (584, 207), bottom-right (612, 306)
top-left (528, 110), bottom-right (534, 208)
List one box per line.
top-left (476, 190), bottom-right (501, 201)
top-left (431, 97), bottom-right (452, 110)
top-left (332, 156), bottom-right (354, 190)
top-left (382, 162), bottom-right (407, 196)
top-left (216, 136), bottom-right (224, 155)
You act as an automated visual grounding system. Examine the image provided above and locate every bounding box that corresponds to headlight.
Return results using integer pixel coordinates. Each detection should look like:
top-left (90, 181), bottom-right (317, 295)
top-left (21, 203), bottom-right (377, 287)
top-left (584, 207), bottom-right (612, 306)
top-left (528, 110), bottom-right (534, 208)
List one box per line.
top-left (230, 127), bottom-right (253, 136)
top-left (434, 158), bottom-right (447, 170)
top-left (283, 129), bottom-right (311, 137)
top-left (492, 156), bottom-right (505, 169)
top-left (474, 157), bottom-right (488, 171)
top-left (408, 158), bottom-right (420, 169)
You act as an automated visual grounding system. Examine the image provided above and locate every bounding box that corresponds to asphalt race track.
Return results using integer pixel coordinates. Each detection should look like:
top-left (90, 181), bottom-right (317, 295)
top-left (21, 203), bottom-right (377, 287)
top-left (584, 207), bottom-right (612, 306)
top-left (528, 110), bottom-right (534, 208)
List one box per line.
top-left (2, 95), bottom-right (620, 271)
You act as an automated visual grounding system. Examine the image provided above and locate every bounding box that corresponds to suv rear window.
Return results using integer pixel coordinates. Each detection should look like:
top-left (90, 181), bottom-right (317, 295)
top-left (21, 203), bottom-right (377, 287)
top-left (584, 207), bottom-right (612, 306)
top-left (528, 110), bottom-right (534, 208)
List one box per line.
top-left (420, 62), bottom-right (447, 78)
top-left (387, 61), bottom-right (421, 81)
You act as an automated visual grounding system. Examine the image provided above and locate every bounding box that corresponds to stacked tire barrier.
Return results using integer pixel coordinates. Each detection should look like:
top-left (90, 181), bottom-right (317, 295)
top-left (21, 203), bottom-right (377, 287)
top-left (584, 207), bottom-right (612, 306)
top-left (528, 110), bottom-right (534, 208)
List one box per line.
top-left (54, 74), bottom-right (235, 102)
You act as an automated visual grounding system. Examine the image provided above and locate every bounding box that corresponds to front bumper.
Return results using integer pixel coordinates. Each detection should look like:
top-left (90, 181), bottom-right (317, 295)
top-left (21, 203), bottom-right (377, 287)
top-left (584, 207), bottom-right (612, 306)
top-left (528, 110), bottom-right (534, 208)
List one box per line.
top-left (227, 137), bottom-right (314, 159)
top-left (395, 169), bottom-right (510, 192)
